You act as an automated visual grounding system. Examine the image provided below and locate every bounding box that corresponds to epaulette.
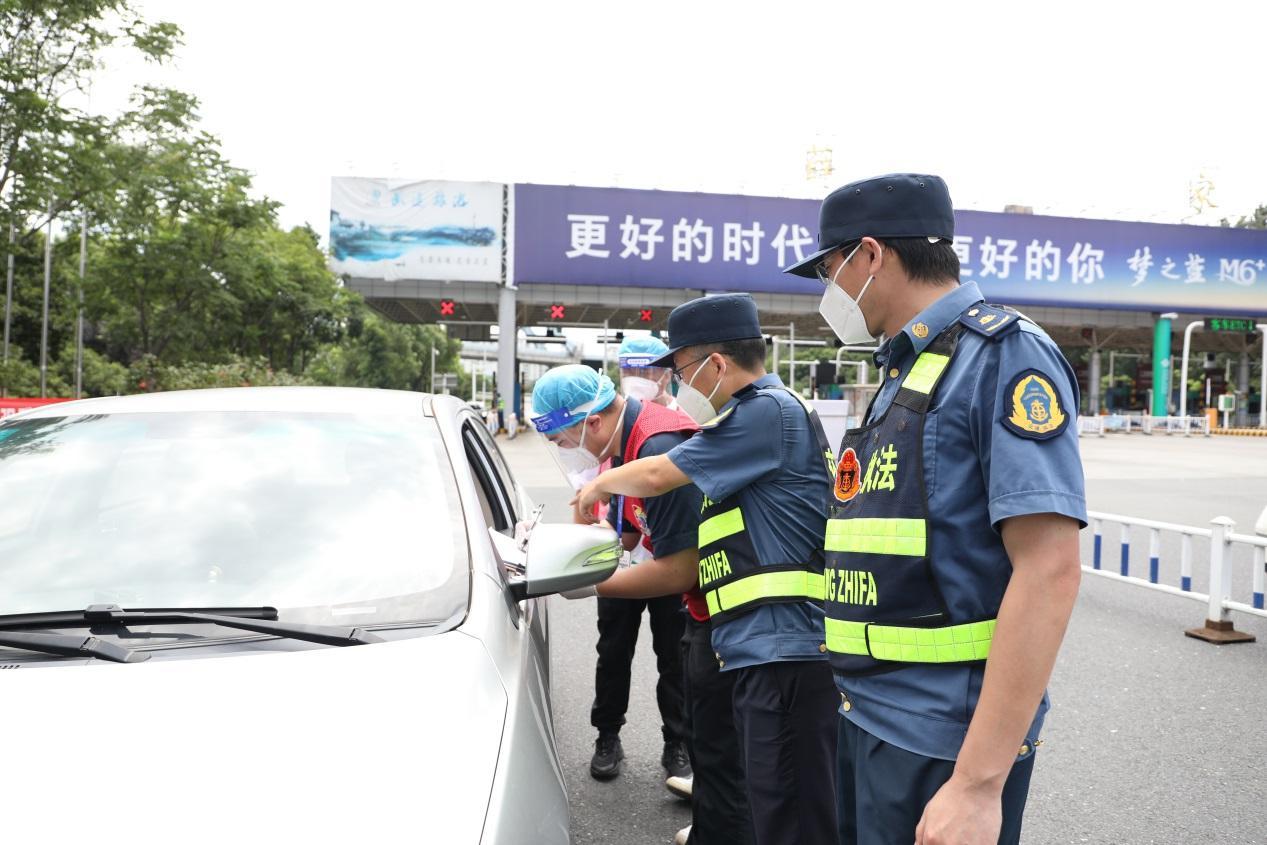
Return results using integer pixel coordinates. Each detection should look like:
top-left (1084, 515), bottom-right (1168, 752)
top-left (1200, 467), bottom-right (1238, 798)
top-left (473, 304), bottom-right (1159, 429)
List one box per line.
top-left (698, 405), bottom-right (735, 430)
top-left (958, 303), bottom-right (1025, 340)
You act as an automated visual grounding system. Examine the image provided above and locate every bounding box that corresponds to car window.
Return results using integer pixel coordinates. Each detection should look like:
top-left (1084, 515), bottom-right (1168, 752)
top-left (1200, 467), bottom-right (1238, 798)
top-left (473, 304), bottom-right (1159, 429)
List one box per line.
top-left (462, 422), bottom-right (515, 535)
top-left (467, 455), bottom-right (499, 529)
top-left (464, 419), bottom-right (518, 523)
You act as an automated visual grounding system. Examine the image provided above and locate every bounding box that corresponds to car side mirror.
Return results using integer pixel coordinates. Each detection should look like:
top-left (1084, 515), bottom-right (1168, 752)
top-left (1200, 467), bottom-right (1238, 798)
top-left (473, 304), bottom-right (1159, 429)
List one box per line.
top-left (508, 523), bottom-right (621, 601)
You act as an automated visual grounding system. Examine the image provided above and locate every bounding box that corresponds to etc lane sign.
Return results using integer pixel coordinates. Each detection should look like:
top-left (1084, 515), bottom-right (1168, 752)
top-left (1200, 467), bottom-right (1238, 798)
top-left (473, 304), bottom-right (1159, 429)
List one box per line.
top-left (512, 184), bottom-right (1267, 316)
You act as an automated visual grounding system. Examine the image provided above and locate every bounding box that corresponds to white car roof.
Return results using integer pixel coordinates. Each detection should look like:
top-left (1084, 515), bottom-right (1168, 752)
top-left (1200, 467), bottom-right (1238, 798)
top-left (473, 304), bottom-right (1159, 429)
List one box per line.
top-left (8, 387), bottom-right (438, 419)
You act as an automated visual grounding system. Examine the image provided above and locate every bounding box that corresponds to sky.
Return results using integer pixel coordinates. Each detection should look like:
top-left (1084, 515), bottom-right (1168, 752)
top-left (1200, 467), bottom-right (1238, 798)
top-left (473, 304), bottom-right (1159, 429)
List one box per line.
top-left (85, 1), bottom-right (1267, 238)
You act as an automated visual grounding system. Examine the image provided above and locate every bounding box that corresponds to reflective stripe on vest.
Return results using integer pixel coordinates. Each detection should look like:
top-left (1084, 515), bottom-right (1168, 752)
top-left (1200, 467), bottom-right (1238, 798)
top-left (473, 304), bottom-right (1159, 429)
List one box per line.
top-left (824, 618), bottom-right (995, 663)
top-left (900, 352), bottom-right (951, 395)
top-left (699, 507), bottom-right (745, 548)
top-left (705, 569), bottom-right (826, 618)
top-left (824, 517), bottom-right (927, 557)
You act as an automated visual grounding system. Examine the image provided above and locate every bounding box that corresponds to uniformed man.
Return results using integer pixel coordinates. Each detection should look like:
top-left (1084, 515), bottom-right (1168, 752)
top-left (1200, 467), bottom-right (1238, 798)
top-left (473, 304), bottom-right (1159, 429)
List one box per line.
top-left (574, 294), bottom-right (839, 845)
top-left (783, 173), bottom-right (1086, 845)
top-left (529, 366), bottom-right (692, 789)
top-left (582, 338), bottom-right (759, 845)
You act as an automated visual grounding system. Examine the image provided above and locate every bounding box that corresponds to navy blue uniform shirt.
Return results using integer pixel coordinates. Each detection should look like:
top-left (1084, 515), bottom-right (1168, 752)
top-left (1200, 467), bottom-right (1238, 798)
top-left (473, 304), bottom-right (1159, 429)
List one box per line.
top-left (836, 281), bottom-right (1087, 761)
top-left (667, 374), bottom-right (831, 671)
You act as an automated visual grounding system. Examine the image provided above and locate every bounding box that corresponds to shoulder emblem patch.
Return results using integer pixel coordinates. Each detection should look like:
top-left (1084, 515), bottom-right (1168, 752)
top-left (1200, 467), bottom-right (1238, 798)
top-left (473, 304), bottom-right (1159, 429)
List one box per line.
top-left (834, 447), bottom-right (862, 502)
top-left (959, 304), bottom-right (1022, 340)
top-left (1002, 370), bottom-right (1068, 440)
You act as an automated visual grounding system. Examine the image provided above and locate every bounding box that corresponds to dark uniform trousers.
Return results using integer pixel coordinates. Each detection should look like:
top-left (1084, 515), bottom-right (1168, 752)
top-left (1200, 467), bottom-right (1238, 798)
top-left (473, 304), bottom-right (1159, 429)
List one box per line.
top-left (836, 715), bottom-right (1036, 845)
top-left (681, 616), bottom-right (754, 845)
top-left (591, 595), bottom-right (687, 741)
top-left (730, 659), bottom-right (839, 845)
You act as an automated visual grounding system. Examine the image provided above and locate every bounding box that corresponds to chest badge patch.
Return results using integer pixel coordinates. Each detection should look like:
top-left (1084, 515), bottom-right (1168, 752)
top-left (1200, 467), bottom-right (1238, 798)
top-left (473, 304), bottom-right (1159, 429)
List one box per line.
top-left (834, 447), bottom-right (862, 502)
top-left (1003, 370), bottom-right (1068, 440)
top-left (632, 504), bottom-right (650, 536)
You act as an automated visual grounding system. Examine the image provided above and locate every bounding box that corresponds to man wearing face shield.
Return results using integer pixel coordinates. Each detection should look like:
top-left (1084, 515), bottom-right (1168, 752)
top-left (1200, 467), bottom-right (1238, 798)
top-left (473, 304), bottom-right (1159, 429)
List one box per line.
top-left (573, 294), bottom-right (839, 845)
top-left (530, 365), bottom-right (694, 793)
top-left (618, 335), bottom-right (677, 409)
top-left (784, 174), bottom-right (1085, 845)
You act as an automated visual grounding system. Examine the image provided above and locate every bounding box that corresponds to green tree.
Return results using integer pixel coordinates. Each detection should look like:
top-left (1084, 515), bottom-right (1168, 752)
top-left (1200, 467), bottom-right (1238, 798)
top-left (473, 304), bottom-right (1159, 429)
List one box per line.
top-left (306, 302), bottom-right (463, 393)
top-left (0, 1), bottom-right (180, 229)
top-left (85, 101), bottom-right (276, 365)
top-left (0, 2), bottom-right (471, 400)
top-left (1220, 205), bottom-right (1267, 229)
top-left (215, 224), bottom-right (349, 373)
top-left (0, 224), bottom-right (81, 396)
top-left (0, 347), bottom-right (41, 395)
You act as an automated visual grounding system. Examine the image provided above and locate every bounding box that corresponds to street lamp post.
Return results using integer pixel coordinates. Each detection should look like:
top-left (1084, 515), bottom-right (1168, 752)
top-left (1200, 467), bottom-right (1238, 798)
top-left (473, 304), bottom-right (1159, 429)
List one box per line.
top-left (76, 208), bottom-right (86, 398)
top-left (2, 214), bottom-right (13, 398)
top-left (430, 344), bottom-right (437, 394)
top-left (39, 198), bottom-right (52, 398)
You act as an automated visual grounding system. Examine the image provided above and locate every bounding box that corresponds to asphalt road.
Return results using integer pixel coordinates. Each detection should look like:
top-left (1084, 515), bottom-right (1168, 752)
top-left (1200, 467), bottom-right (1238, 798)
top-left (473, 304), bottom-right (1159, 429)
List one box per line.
top-left (498, 430), bottom-right (1267, 845)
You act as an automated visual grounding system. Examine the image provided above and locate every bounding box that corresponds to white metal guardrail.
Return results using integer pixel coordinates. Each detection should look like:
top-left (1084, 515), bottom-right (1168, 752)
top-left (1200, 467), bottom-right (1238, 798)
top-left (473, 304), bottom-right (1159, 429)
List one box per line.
top-left (1087, 511), bottom-right (1267, 642)
top-left (1078, 416), bottom-right (1211, 437)
top-left (1141, 416), bottom-right (1211, 436)
top-left (1077, 416), bottom-right (1106, 437)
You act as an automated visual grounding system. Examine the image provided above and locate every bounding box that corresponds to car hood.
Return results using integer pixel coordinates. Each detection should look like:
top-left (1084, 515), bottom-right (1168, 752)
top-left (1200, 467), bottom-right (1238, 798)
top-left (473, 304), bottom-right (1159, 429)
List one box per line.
top-left (0, 630), bottom-right (507, 844)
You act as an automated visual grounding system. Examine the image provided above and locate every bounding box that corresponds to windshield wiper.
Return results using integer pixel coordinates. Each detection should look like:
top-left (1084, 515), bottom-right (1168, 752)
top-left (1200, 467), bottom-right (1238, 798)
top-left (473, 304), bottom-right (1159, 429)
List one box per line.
top-left (0, 606), bottom-right (278, 630)
top-left (0, 605), bottom-right (384, 649)
top-left (0, 631), bottom-right (148, 664)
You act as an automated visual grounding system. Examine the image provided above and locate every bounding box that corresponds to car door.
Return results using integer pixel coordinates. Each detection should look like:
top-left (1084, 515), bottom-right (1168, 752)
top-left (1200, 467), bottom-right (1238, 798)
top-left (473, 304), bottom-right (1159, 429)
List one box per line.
top-left (457, 414), bottom-right (553, 696)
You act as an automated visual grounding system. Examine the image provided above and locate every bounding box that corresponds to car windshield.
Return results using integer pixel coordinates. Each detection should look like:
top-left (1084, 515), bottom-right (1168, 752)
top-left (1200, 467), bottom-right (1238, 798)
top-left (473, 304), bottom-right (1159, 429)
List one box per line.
top-left (0, 411), bottom-right (467, 628)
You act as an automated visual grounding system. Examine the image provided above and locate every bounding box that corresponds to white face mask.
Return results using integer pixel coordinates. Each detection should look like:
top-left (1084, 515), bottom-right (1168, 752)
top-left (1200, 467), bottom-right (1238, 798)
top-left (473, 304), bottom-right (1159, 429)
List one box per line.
top-left (556, 436), bottom-right (600, 477)
top-left (553, 411), bottom-right (623, 489)
top-left (819, 242), bottom-right (879, 345)
top-left (564, 465), bottom-right (601, 491)
top-left (676, 356), bottom-right (724, 424)
top-left (620, 376), bottom-right (662, 402)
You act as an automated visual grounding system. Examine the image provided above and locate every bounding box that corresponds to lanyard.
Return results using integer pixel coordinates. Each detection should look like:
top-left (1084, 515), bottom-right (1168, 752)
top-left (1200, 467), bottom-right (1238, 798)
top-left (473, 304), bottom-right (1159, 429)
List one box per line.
top-left (613, 494), bottom-right (624, 536)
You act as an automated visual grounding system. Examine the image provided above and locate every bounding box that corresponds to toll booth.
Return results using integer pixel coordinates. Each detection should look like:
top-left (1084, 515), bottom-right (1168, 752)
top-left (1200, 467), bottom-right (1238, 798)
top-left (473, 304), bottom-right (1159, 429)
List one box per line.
top-left (331, 179), bottom-right (1267, 429)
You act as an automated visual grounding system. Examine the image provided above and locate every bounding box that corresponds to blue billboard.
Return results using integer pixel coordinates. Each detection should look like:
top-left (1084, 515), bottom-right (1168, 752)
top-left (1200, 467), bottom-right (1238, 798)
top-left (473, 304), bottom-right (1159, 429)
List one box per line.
top-left (513, 184), bottom-right (1267, 316)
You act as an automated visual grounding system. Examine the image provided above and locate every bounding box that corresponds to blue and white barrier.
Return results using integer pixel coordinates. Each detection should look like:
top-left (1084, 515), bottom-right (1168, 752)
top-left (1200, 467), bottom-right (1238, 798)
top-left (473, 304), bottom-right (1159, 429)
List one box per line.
top-left (1078, 416), bottom-right (1211, 437)
top-left (1087, 511), bottom-right (1267, 639)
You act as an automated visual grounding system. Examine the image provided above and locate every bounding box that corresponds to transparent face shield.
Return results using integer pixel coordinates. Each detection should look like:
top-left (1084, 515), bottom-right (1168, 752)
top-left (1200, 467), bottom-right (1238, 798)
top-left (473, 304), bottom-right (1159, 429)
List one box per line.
top-left (532, 389), bottom-right (622, 491)
top-left (619, 360), bottom-right (672, 404)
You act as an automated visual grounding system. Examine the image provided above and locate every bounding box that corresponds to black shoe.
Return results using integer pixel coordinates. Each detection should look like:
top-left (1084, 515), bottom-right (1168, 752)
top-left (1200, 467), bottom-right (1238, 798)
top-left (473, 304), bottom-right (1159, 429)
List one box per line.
top-left (590, 733), bottom-right (624, 780)
top-left (661, 739), bottom-right (692, 780)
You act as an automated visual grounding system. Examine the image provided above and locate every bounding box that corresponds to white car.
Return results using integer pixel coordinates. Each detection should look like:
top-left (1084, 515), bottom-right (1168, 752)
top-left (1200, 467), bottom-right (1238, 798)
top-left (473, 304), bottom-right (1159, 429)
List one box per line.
top-left (0, 387), bottom-right (617, 844)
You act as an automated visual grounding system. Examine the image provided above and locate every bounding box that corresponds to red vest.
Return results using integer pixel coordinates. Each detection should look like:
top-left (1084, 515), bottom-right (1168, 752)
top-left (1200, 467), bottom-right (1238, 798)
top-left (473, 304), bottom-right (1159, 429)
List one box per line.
top-left (619, 401), bottom-right (711, 622)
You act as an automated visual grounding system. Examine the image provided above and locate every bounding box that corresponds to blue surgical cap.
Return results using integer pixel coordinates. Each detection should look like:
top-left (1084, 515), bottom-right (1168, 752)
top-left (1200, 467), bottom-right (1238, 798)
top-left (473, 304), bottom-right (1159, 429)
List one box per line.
top-left (618, 335), bottom-right (670, 369)
top-left (530, 365), bottom-right (617, 435)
